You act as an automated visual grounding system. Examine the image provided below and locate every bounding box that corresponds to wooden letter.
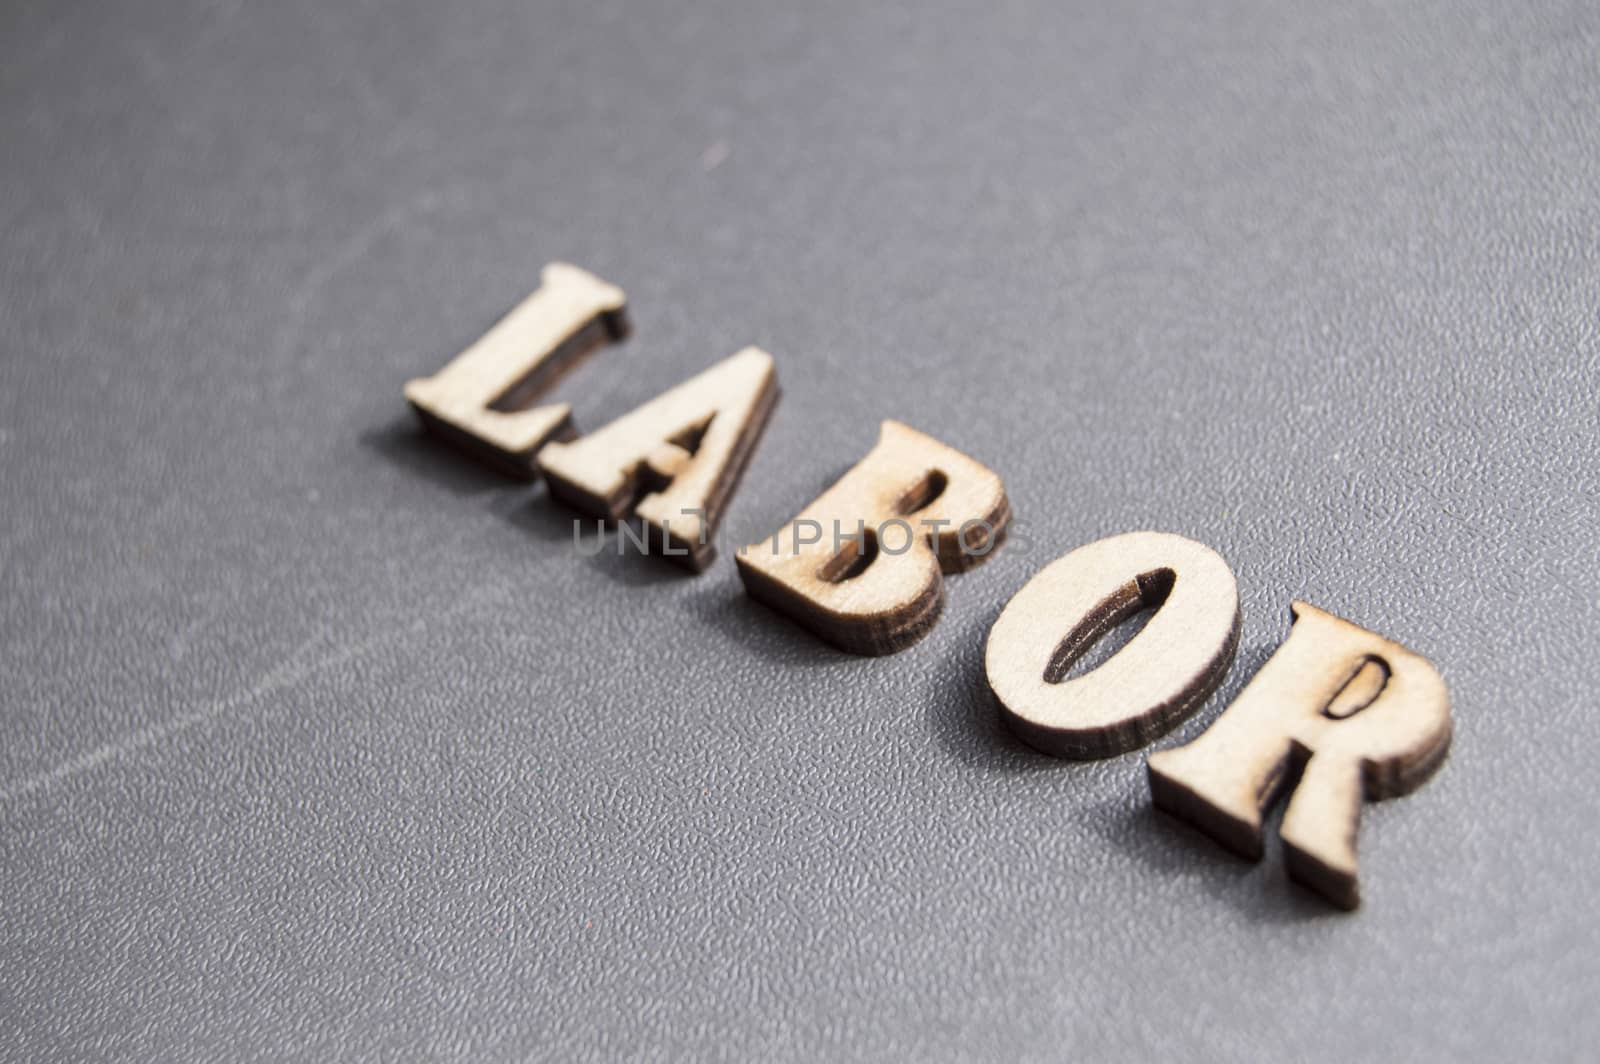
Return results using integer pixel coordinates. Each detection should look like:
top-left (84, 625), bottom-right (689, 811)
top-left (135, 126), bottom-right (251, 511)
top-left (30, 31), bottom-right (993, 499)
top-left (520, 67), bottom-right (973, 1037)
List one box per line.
top-left (536, 347), bottom-right (778, 571)
top-left (986, 531), bottom-right (1240, 760)
top-left (404, 263), bottom-right (628, 478)
top-left (735, 421), bottom-right (1011, 655)
top-left (1147, 603), bottom-right (1452, 909)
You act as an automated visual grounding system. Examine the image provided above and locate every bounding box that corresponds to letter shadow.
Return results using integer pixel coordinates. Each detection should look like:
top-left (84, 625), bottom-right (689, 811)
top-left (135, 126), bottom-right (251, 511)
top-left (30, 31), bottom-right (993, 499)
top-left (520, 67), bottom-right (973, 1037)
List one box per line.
top-left (365, 415), bottom-right (692, 589)
top-left (1089, 641), bottom-right (1347, 922)
top-left (923, 603), bottom-right (1066, 777)
top-left (360, 415), bottom-right (515, 498)
top-left (502, 503), bottom-right (689, 589)
top-left (1092, 790), bottom-right (1344, 924)
top-left (683, 581), bottom-right (855, 669)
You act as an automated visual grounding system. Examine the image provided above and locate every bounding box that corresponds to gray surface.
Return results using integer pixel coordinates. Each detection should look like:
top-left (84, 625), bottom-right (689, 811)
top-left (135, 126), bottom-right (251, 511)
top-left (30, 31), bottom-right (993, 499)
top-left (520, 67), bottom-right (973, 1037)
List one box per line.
top-left (2, 0), bottom-right (1597, 1059)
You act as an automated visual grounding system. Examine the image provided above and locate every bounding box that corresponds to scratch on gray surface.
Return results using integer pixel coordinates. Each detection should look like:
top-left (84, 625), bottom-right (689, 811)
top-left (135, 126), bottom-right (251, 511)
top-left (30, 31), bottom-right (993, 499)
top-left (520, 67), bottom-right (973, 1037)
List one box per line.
top-left (166, 606), bottom-right (218, 664)
top-left (0, 583), bottom-right (502, 804)
top-left (275, 185), bottom-right (465, 364)
top-left (701, 140), bottom-right (731, 172)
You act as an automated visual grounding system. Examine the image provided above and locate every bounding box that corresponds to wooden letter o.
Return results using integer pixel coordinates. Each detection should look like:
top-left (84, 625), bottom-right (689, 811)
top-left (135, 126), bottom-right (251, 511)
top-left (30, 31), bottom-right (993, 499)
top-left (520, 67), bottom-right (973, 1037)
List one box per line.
top-left (985, 531), bottom-right (1240, 760)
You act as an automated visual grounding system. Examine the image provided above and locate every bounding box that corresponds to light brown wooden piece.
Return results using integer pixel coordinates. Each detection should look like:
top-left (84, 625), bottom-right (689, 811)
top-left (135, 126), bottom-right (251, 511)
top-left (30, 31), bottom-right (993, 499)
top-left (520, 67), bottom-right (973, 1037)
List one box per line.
top-left (1147, 602), bottom-right (1452, 909)
top-left (404, 263), bottom-right (628, 478)
top-left (735, 420), bottom-right (1011, 655)
top-left (536, 347), bottom-right (778, 572)
top-left (986, 532), bottom-right (1240, 760)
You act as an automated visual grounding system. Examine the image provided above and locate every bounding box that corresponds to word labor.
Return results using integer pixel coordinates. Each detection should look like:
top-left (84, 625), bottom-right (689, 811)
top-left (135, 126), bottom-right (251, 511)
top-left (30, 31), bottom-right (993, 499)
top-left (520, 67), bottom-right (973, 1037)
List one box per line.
top-left (404, 263), bottom-right (1452, 910)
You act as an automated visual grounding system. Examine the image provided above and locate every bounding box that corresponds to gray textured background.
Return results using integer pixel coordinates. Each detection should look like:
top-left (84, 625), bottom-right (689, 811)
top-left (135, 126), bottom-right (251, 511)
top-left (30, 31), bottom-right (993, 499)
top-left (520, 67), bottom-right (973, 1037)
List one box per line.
top-left (2, 1), bottom-right (1597, 1060)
